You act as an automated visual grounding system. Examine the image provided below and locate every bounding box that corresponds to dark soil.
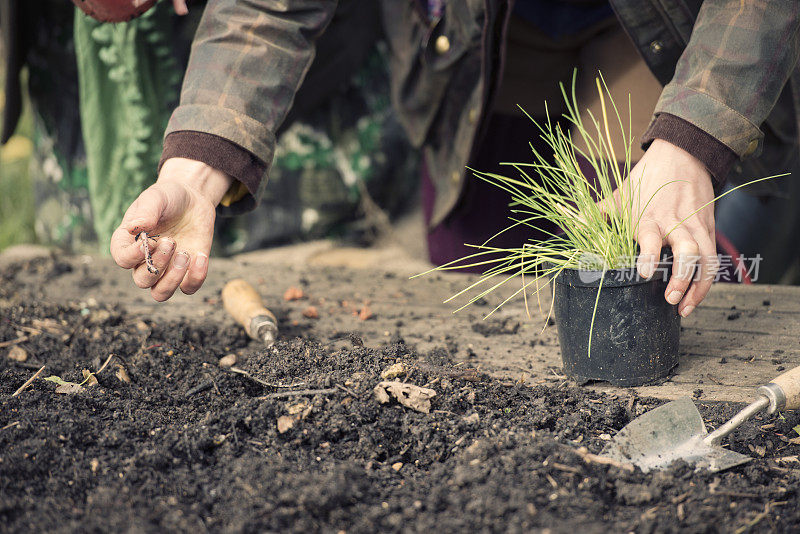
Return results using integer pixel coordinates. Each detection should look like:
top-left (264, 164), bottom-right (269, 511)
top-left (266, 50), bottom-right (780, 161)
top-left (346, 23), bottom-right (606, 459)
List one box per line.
top-left (472, 318), bottom-right (521, 337)
top-left (2, 273), bottom-right (800, 532)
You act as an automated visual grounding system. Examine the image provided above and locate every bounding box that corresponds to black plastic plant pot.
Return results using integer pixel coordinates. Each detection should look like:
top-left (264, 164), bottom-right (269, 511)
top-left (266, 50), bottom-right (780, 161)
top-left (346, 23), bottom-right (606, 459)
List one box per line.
top-left (552, 254), bottom-right (680, 387)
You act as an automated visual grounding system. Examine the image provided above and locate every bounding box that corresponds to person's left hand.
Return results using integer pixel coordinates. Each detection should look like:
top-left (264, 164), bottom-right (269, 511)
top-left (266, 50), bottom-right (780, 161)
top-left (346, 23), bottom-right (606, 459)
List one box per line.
top-left (601, 139), bottom-right (718, 317)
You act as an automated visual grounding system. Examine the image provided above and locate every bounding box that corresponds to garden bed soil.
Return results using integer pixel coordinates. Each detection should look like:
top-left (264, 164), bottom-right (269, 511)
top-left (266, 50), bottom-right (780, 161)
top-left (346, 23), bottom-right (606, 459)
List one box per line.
top-left (1, 257), bottom-right (800, 532)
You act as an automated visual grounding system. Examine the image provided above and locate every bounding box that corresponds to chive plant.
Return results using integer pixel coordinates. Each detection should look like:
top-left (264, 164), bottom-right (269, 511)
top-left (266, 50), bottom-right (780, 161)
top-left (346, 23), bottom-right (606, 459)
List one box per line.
top-left (418, 73), bottom-right (784, 356)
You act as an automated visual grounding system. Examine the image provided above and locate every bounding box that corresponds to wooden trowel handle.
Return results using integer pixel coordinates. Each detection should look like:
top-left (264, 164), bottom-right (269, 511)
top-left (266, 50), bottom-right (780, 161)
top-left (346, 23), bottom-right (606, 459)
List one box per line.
top-left (221, 279), bottom-right (277, 339)
top-left (768, 364), bottom-right (800, 411)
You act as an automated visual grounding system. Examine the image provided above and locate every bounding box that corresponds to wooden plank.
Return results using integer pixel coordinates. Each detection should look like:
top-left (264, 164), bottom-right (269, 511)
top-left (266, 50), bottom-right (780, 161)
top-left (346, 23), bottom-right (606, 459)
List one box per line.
top-left (8, 248), bottom-right (799, 405)
top-left (406, 280), bottom-right (800, 403)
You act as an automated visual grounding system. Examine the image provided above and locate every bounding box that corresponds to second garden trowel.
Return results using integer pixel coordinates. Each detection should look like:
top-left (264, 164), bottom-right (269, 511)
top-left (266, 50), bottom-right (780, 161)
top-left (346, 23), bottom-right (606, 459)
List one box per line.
top-left (601, 364), bottom-right (800, 472)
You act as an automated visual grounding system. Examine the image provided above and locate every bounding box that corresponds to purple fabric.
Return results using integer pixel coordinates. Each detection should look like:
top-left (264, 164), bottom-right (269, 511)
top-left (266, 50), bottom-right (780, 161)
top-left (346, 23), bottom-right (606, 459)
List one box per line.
top-left (423, 113), bottom-right (561, 271)
top-left (427, 0), bottom-right (445, 19)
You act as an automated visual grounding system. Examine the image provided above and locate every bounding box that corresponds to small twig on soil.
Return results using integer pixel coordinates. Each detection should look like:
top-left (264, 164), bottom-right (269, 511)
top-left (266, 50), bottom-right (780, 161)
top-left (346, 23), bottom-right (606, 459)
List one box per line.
top-left (11, 322), bottom-right (61, 342)
top-left (548, 368), bottom-right (567, 380)
top-left (12, 361), bottom-right (46, 370)
top-left (549, 462), bottom-right (582, 474)
top-left (572, 446), bottom-right (635, 472)
top-left (422, 377), bottom-right (440, 389)
top-left (227, 366), bottom-right (305, 389)
top-left (95, 354), bottom-right (116, 376)
top-left (1, 421), bottom-right (20, 432)
top-left (335, 383), bottom-right (359, 398)
top-left (626, 395), bottom-right (637, 417)
top-left (416, 363), bottom-right (481, 383)
top-left (186, 381), bottom-right (213, 397)
top-left (0, 336), bottom-right (28, 348)
top-left (712, 490), bottom-right (762, 499)
top-left (640, 506), bottom-right (660, 521)
top-left (451, 369), bottom-right (481, 382)
top-left (11, 365), bottom-right (46, 397)
top-left (672, 491), bottom-right (691, 504)
top-left (734, 503), bottom-right (775, 534)
top-left (258, 388), bottom-right (338, 400)
top-left (403, 361), bottom-right (419, 384)
top-left (230, 422), bottom-right (239, 446)
top-left (767, 465), bottom-right (794, 473)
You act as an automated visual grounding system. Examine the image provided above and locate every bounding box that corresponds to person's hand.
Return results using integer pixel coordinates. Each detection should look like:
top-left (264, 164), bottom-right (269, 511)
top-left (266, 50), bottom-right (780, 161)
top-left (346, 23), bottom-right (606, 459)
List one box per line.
top-left (110, 158), bottom-right (233, 302)
top-left (604, 139), bottom-right (718, 317)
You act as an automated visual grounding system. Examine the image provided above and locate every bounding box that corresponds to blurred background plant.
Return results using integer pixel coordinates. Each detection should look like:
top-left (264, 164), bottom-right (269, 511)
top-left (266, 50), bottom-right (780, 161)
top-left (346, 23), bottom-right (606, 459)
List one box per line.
top-left (0, 60), bottom-right (35, 251)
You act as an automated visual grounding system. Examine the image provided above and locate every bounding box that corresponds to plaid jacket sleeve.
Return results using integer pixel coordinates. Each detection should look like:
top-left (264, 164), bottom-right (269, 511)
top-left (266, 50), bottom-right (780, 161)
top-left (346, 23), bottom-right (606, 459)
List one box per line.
top-left (164, 0), bottom-right (337, 205)
top-left (653, 0), bottom-right (800, 159)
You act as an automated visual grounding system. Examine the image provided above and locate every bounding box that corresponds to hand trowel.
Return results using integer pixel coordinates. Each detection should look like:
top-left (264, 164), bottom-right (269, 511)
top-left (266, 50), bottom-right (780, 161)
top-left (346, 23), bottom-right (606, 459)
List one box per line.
top-left (601, 365), bottom-right (800, 472)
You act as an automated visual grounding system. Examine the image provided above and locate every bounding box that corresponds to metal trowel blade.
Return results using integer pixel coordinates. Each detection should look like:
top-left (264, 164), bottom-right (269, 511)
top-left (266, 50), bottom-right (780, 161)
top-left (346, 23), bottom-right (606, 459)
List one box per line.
top-left (600, 397), bottom-right (752, 472)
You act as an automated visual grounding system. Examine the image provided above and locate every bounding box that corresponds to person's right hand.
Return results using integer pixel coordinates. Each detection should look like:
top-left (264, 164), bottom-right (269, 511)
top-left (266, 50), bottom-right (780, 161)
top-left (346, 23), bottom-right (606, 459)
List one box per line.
top-left (596, 139), bottom-right (717, 317)
top-left (110, 158), bottom-right (234, 302)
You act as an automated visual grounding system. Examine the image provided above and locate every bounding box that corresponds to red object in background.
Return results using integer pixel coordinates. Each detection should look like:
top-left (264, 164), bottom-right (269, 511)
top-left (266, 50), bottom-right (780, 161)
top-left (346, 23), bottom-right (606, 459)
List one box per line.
top-left (716, 230), bottom-right (753, 285)
top-left (72, 0), bottom-right (158, 22)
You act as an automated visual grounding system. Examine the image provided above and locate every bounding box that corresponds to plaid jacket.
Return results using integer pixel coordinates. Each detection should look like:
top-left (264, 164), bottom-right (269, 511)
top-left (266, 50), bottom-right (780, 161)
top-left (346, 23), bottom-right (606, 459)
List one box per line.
top-left (164, 0), bottom-right (800, 224)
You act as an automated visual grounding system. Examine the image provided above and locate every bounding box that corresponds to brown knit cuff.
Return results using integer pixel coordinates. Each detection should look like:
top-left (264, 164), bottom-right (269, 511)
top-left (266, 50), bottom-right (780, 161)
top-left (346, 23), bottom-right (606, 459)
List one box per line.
top-left (159, 131), bottom-right (267, 210)
top-left (642, 113), bottom-right (737, 187)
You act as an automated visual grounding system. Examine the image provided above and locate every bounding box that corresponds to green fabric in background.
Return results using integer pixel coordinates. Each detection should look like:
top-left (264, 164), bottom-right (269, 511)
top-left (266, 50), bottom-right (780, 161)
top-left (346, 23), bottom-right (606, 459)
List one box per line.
top-left (16, 2), bottom-right (415, 256)
top-left (73, 5), bottom-right (180, 250)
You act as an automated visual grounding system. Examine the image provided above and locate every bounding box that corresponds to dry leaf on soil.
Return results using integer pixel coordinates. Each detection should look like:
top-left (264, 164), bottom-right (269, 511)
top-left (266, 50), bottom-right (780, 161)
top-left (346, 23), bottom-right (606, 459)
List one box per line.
top-left (82, 369), bottom-right (99, 387)
top-left (373, 381), bottom-right (436, 413)
top-left (30, 318), bottom-right (70, 340)
top-left (115, 364), bottom-right (131, 383)
top-left (54, 383), bottom-right (85, 394)
top-left (44, 371), bottom-right (96, 394)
